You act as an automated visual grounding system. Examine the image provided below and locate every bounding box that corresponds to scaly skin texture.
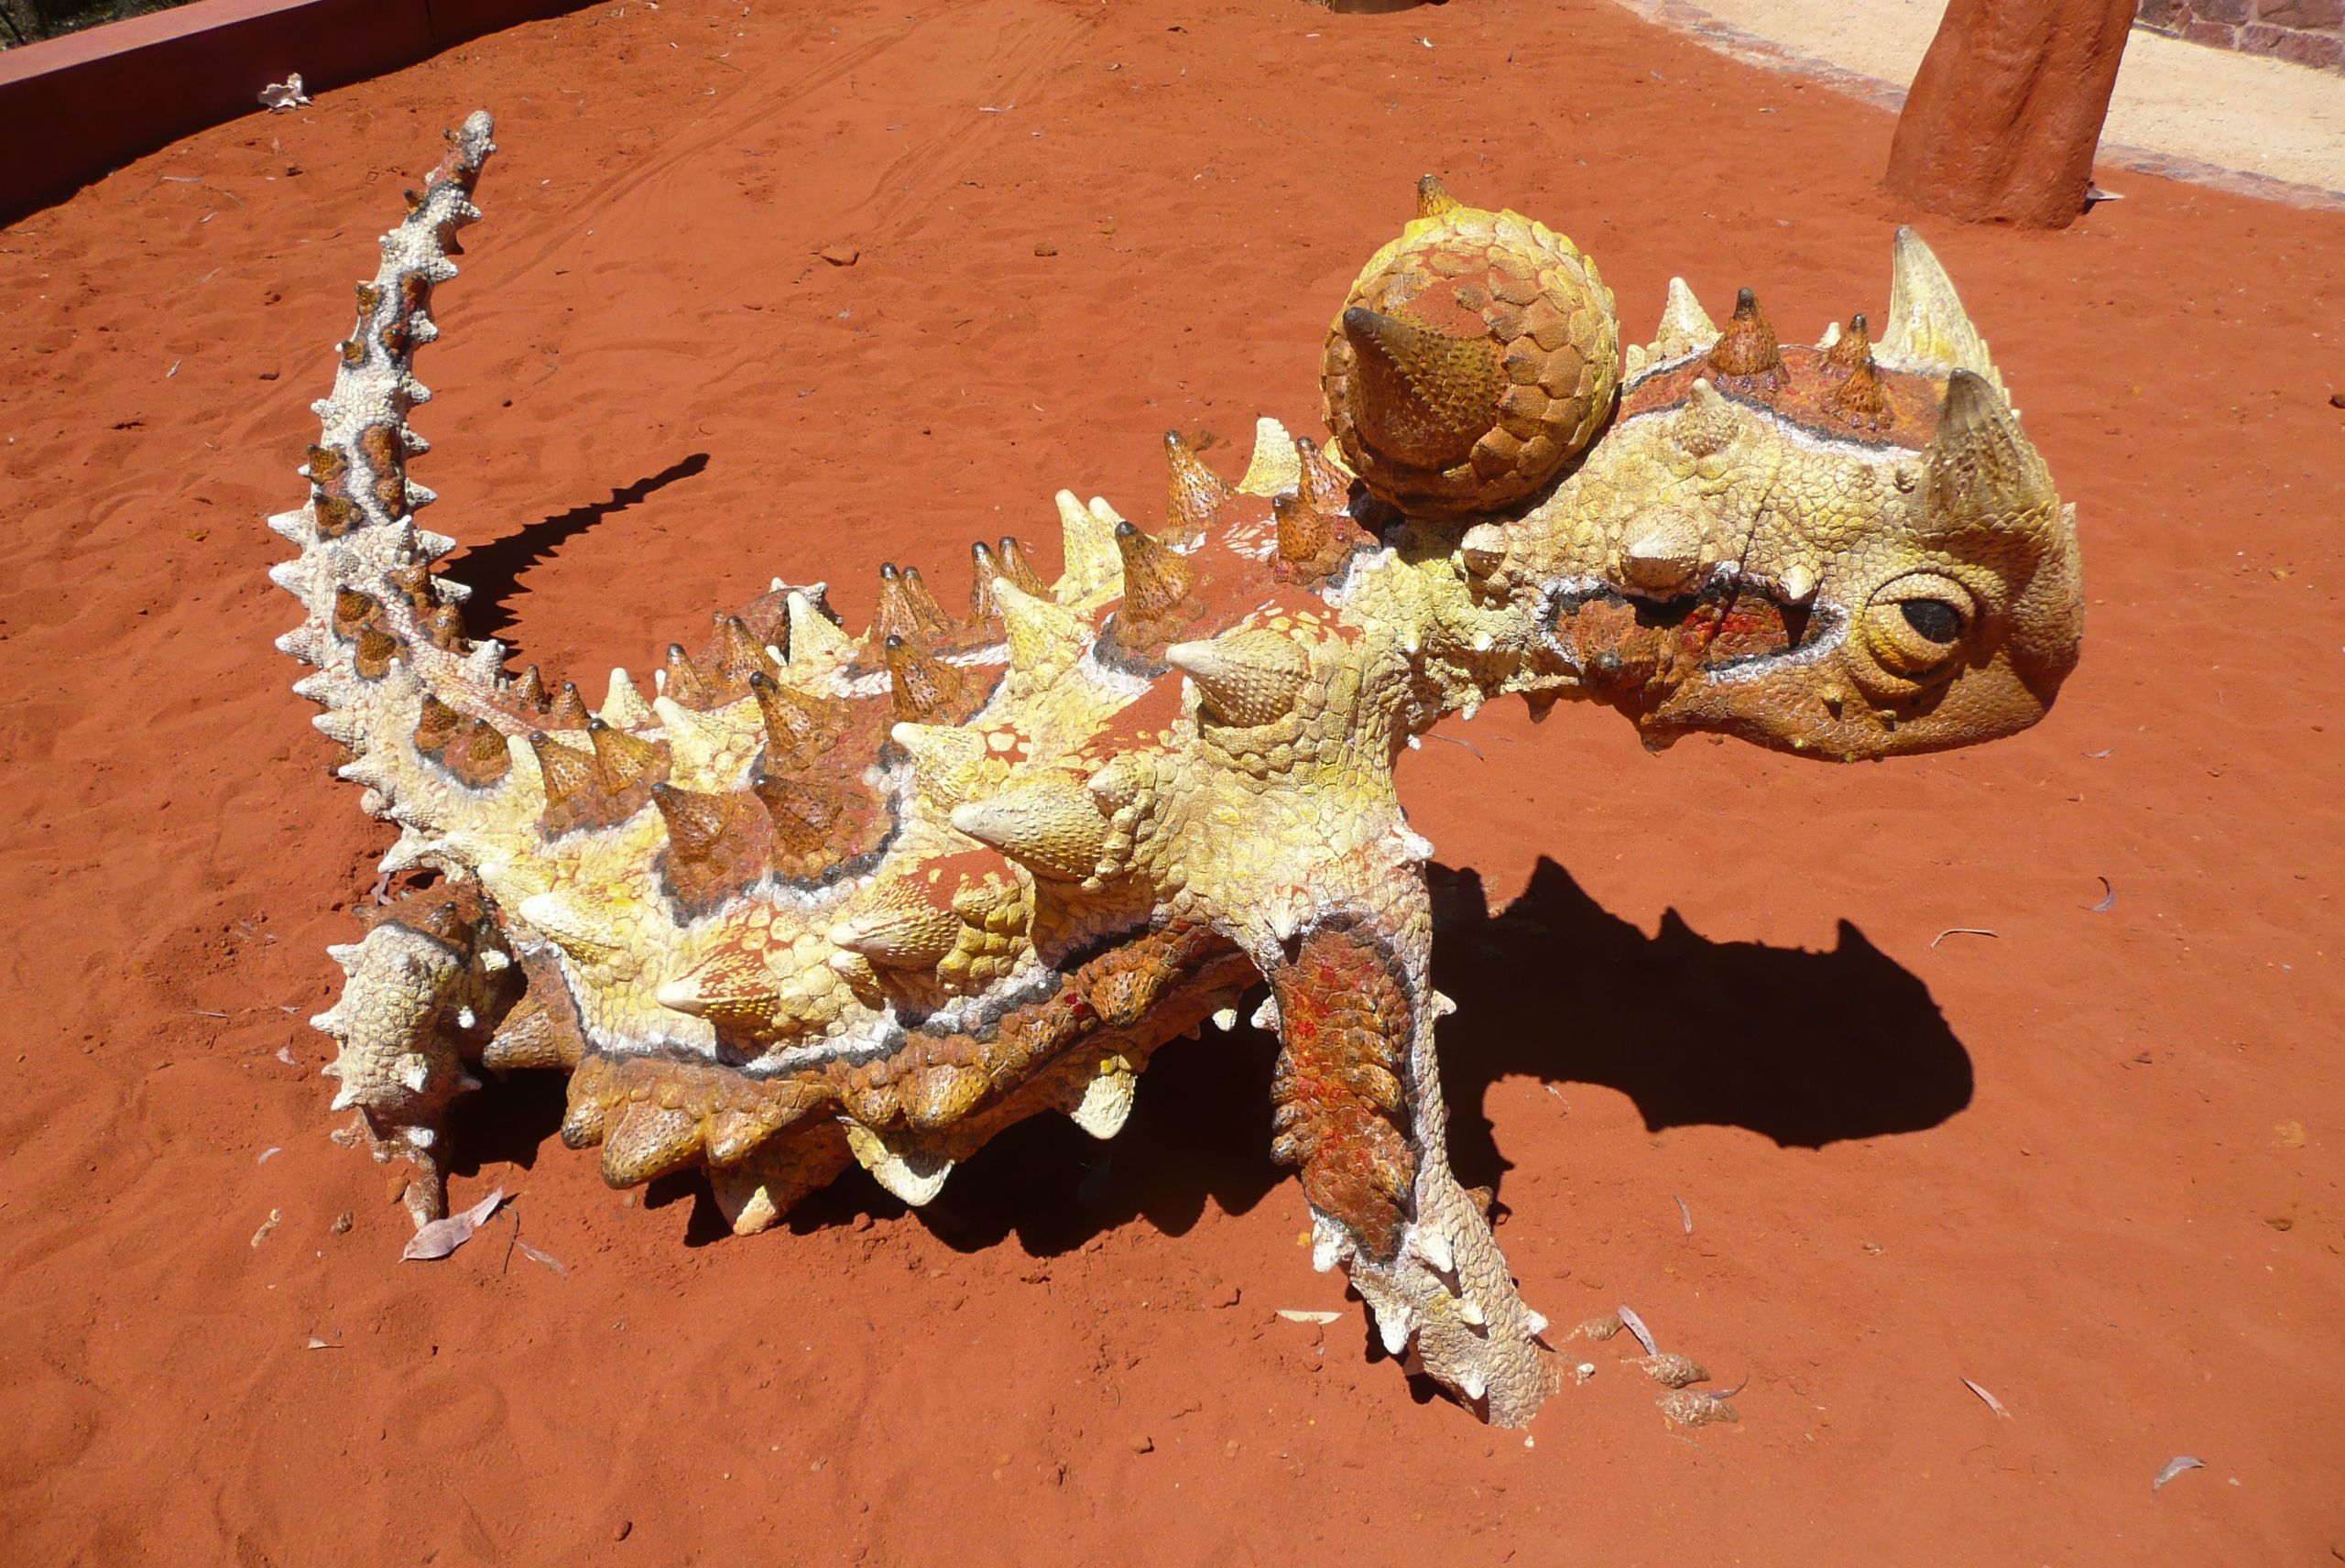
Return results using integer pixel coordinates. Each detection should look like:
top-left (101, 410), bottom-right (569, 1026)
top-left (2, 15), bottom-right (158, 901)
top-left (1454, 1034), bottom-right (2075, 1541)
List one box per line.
top-left (265, 115), bottom-right (2082, 1428)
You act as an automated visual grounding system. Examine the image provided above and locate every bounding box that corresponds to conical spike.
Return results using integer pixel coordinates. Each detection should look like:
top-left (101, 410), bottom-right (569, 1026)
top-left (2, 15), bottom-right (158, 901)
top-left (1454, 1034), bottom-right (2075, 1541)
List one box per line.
top-left (1415, 173), bottom-right (1463, 219)
top-left (828, 889), bottom-right (962, 969)
top-left (1294, 436), bottom-right (1349, 517)
top-left (1053, 490), bottom-right (1121, 601)
top-left (559, 1076), bottom-right (609, 1149)
top-left (890, 721), bottom-right (990, 810)
top-left (884, 635), bottom-right (990, 725)
top-left (1340, 304), bottom-right (1505, 471)
top-left (845, 1124), bottom-right (953, 1206)
top-left (748, 670), bottom-right (852, 770)
top-left (1923, 369), bottom-right (2054, 537)
top-left (661, 643), bottom-right (718, 709)
top-left (650, 781), bottom-right (731, 862)
top-left (1620, 513), bottom-right (1707, 593)
top-left (703, 614), bottom-right (775, 686)
top-left (1111, 521), bottom-right (1194, 620)
top-left (1651, 277), bottom-right (1719, 361)
top-left (1237, 416), bottom-right (1303, 496)
top-left (414, 692), bottom-right (462, 752)
top-left (649, 694), bottom-right (738, 795)
top-left (333, 586), bottom-right (380, 637)
top-left (1822, 313), bottom-right (1873, 375)
top-left (1165, 629), bottom-right (1310, 726)
top-left (968, 541), bottom-right (1006, 623)
top-left (424, 603), bottom-right (466, 650)
top-left (601, 669), bottom-right (656, 729)
top-left (872, 562), bottom-right (928, 645)
top-left (518, 889), bottom-right (622, 959)
top-left (587, 717), bottom-right (668, 791)
top-left (992, 579), bottom-right (1085, 679)
top-left (951, 777), bottom-right (1110, 881)
top-left (481, 993), bottom-right (577, 1071)
top-left (1163, 430), bottom-right (1232, 546)
top-left (994, 536), bottom-right (1049, 596)
top-left (1672, 378), bottom-right (1740, 458)
top-left (1822, 337), bottom-right (1893, 432)
top-left (510, 665), bottom-right (549, 712)
top-left (1069, 1062), bottom-right (1137, 1139)
top-left (353, 626), bottom-right (400, 680)
top-left (1879, 227), bottom-right (2000, 392)
top-left (655, 940), bottom-right (780, 1026)
top-left (900, 566), bottom-right (954, 635)
top-left (529, 734), bottom-right (601, 812)
top-left (785, 591), bottom-right (855, 670)
top-left (1705, 288), bottom-right (1783, 381)
top-left (1273, 492), bottom-right (1338, 576)
top-left (600, 1102), bottom-right (705, 1187)
top-left (546, 681), bottom-right (592, 730)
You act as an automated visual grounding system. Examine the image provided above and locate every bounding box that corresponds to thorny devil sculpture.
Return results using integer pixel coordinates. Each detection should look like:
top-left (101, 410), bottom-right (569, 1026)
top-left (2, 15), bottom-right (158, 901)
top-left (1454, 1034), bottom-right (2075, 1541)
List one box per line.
top-left (267, 114), bottom-right (2082, 1426)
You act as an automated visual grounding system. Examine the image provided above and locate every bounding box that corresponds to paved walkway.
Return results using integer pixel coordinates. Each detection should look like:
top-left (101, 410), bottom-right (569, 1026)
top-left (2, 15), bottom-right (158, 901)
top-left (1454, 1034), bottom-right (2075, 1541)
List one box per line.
top-left (1620, 0), bottom-right (2345, 205)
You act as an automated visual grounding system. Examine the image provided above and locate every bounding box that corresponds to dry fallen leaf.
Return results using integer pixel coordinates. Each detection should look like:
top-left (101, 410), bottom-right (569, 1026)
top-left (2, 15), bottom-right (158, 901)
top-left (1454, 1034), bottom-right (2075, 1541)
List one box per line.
top-left (1274, 1309), bottom-right (1341, 1324)
top-left (1616, 1303), bottom-right (1659, 1356)
top-left (402, 1188), bottom-right (506, 1261)
top-left (1962, 1377), bottom-right (2012, 1418)
top-left (515, 1239), bottom-right (569, 1277)
top-left (2152, 1454), bottom-right (2205, 1491)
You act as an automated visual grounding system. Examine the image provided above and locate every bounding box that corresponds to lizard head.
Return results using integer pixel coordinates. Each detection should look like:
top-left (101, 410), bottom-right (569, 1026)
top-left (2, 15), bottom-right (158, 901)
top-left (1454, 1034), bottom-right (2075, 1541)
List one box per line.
top-left (1557, 230), bottom-right (2084, 761)
top-left (1344, 210), bottom-right (2083, 763)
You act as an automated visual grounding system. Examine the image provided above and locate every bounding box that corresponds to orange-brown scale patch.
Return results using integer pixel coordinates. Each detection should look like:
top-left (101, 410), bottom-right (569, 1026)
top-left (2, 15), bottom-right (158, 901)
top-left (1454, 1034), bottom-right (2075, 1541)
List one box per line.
top-left (1620, 345), bottom-right (1944, 447)
top-left (651, 784), bottom-right (775, 917)
top-left (884, 634), bottom-right (998, 724)
top-left (1268, 921), bottom-right (1418, 1260)
top-left (562, 1049), bottom-right (834, 1166)
top-left (751, 769), bottom-right (895, 884)
top-left (833, 922), bottom-right (1241, 1132)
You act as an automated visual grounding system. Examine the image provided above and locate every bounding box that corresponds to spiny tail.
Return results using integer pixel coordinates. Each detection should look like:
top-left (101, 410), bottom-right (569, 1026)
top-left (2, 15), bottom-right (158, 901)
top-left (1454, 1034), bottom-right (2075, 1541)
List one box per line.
top-left (267, 110), bottom-right (514, 823)
top-left (265, 111), bottom-right (524, 1225)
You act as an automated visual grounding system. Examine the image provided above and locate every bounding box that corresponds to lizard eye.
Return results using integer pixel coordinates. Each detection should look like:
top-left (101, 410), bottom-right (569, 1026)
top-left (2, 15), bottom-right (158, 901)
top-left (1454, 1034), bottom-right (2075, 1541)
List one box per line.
top-left (1861, 573), bottom-right (1975, 680)
top-left (1900, 598), bottom-right (1963, 644)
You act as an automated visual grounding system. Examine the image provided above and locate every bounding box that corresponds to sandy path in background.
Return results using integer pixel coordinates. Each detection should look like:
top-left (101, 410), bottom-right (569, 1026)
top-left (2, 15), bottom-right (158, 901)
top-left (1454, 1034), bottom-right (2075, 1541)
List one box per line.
top-left (1630, 0), bottom-right (2345, 196)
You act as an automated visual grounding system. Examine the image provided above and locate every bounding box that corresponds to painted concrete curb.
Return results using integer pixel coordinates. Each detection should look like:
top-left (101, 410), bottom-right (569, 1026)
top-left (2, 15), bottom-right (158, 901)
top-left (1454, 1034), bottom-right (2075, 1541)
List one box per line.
top-left (3, 0), bottom-right (584, 223)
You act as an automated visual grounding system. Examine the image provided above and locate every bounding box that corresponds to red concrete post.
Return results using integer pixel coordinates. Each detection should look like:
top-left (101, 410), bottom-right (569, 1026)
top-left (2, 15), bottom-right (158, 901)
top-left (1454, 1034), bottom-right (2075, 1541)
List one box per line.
top-left (1885, 0), bottom-right (2140, 228)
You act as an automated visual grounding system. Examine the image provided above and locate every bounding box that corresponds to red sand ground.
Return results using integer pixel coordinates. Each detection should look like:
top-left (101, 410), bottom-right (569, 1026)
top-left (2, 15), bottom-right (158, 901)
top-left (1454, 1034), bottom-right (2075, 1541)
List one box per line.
top-left (2, 1), bottom-right (2340, 1563)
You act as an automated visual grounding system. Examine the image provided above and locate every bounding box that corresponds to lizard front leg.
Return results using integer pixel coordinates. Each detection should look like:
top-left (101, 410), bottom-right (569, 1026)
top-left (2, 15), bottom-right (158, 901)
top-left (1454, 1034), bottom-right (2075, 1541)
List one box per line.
top-left (1265, 899), bottom-right (1557, 1426)
top-left (313, 880), bottom-right (518, 1225)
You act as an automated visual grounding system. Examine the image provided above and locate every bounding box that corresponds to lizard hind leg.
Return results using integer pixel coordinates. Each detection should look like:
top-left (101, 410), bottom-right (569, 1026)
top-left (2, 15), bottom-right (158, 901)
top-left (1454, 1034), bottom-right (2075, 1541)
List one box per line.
top-left (313, 880), bottom-right (516, 1226)
top-left (1268, 913), bottom-right (1559, 1427)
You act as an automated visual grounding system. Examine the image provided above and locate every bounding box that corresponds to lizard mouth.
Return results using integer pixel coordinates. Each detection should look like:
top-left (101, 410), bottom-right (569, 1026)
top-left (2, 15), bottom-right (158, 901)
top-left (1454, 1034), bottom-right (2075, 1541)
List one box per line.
top-left (1545, 569), bottom-right (1846, 713)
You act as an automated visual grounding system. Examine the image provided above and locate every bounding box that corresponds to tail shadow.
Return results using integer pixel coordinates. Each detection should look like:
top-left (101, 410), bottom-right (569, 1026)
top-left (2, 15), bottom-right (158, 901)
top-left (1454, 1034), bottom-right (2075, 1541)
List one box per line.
top-left (453, 452), bottom-right (711, 646)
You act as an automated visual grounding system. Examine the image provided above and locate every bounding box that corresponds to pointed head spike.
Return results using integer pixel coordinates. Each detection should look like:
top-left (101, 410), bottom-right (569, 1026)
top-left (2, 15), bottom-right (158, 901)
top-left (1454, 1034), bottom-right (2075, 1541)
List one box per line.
top-left (1415, 173), bottom-right (1463, 219)
top-left (1111, 519), bottom-right (1195, 621)
top-left (1162, 429), bottom-right (1232, 547)
top-left (1706, 288), bottom-right (1783, 382)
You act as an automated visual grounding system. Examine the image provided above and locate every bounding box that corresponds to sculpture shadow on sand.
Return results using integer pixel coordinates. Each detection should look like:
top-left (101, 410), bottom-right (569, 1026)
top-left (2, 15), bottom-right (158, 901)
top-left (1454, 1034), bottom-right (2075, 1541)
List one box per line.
top-left (451, 452), bottom-right (712, 647)
top-left (441, 854), bottom-right (1970, 1254)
